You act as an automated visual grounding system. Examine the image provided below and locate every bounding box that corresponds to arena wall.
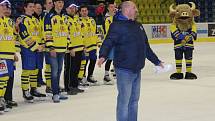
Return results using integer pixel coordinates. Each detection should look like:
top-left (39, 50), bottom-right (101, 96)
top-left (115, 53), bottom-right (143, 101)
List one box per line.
top-left (143, 23), bottom-right (215, 44)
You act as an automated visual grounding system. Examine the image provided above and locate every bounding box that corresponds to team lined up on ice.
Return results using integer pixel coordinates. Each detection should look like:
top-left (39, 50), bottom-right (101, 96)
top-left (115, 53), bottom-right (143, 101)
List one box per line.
top-left (0, 0), bottom-right (117, 113)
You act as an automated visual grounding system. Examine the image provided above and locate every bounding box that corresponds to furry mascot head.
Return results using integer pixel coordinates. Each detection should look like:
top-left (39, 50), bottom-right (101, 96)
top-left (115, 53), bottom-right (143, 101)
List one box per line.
top-left (169, 2), bottom-right (200, 31)
top-left (169, 2), bottom-right (200, 80)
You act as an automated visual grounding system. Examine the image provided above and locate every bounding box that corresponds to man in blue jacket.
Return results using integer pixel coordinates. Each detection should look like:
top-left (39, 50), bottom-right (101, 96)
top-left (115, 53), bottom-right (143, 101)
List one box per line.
top-left (98, 1), bottom-right (164, 121)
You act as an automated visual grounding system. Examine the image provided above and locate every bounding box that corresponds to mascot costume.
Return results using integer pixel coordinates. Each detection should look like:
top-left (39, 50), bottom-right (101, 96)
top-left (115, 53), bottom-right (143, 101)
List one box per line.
top-left (169, 2), bottom-right (200, 79)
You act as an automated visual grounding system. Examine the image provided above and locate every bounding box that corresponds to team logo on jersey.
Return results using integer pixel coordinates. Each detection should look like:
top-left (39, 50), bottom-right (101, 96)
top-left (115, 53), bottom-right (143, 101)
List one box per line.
top-left (52, 18), bottom-right (57, 25)
top-left (34, 26), bottom-right (38, 31)
top-left (3, 28), bottom-right (9, 34)
top-left (76, 27), bottom-right (80, 31)
top-left (34, 19), bottom-right (39, 24)
top-left (81, 23), bottom-right (85, 28)
top-left (32, 20), bottom-right (35, 25)
top-left (87, 23), bottom-right (90, 27)
top-left (60, 20), bottom-right (63, 25)
top-left (74, 22), bottom-right (77, 26)
top-left (60, 26), bottom-right (65, 31)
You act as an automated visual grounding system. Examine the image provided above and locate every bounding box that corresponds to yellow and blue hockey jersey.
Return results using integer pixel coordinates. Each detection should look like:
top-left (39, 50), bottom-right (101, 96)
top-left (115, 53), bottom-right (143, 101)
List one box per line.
top-left (80, 17), bottom-right (101, 52)
top-left (18, 15), bottom-right (41, 52)
top-left (66, 15), bottom-right (84, 52)
top-left (44, 10), bottom-right (70, 52)
top-left (0, 17), bottom-right (16, 60)
top-left (104, 15), bottom-right (113, 36)
top-left (170, 23), bottom-right (197, 50)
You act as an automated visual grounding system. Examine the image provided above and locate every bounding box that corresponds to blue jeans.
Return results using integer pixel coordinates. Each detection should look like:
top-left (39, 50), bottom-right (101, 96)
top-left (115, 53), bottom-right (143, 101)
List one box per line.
top-left (49, 52), bottom-right (65, 95)
top-left (115, 68), bottom-right (141, 121)
top-left (36, 52), bottom-right (44, 69)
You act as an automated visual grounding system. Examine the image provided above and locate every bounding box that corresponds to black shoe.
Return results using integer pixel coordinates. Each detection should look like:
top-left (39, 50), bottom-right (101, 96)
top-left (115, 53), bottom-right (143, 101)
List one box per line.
top-left (30, 88), bottom-right (46, 97)
top-left (111, 69), bottom-right (116, 77)
top-left (5, 100), bottom-right (18, 107)
top-left (104, 75), bottom-right (111, 82)
top-left (185, 72), bottom-right (197, 79)
top-left (0, 106), bottom-right (4, 113)
top-left (74, 88), bottom-right (84, 93)
top-left (87, 76), bottom-right (98, 83)
top-left (78, 78), bottom-right (89, 86)
top-left (0, 98), bottom-right (5, 113)
top-left (5, 103), bottom-right (12, 112)
top-left (37, 82), bottom-right (46, 87)
top-left (87, 76), bottom-right (100, 86)
top-left (103, 75), bottom-right (114, 85)
top-left (170, 73), bottom-right (184, 80)
top-left (46, 87), bottom-right (52, 94)
top-left (67, 89), bottom-right (78, 95)
top-left (22, 90), bottom-right (34, 103)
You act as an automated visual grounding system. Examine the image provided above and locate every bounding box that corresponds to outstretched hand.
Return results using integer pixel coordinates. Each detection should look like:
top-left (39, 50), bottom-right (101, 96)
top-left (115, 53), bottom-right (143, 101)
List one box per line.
top-left (97, 57), bottom-right (105, 68)
top-left (158, 62), bottom-right (164, 68)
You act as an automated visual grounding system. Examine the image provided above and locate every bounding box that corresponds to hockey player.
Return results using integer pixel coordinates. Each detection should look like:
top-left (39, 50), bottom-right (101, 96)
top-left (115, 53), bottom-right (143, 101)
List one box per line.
top-left (78, 5), bottom-right (101, 86)
top-left (0, 0), bottom-right (18, 112)
top-left (44, 0), bottom-right (72, 103)
top-left (102, 2), bottom-right (116, 85)
top-left (33, 2), bottom-right (46, 87)
top-left (3, 1), bottom-right (18, 108)
top-left (64, 2), bottom-right (85, 95)
top-left (18, 0), bottom-right (46, 103)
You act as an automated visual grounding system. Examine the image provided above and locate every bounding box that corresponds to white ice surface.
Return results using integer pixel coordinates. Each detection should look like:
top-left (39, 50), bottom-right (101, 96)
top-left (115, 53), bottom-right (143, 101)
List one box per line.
top-left (1, 42), bottom-right (215, 121)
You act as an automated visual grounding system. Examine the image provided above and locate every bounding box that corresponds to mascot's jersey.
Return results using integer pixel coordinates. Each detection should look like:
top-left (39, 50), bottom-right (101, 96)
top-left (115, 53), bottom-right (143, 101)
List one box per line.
top-left (18, 15), bottom-right (42, 52)
top-left (170, 23), bottom-right (197, 50)
top-left (66, 15), bottom-right (84, 52)
top-left (80, 17), bottom-right (101, 52)
top-left (0, 17), bottom-right (16, 60)
top-left (44, 10), bottom-right (71, 52)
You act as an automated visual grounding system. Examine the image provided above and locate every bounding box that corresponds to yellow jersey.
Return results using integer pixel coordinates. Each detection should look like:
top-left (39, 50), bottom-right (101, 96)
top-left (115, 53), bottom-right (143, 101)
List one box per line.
top-left (0, 17), bottom-right (16, 59)
top-left (66, 15), bottom-right (84, 52)
top-left (18, 15), bottom-right (41, 52)
top-left (80, 17), bottom-right (101, 52)
top-left (44, 10), bottom-right (70, 52)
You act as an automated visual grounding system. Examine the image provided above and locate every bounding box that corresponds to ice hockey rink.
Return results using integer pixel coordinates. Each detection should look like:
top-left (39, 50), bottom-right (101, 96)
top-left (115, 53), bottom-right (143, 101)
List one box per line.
top-left (1, 42), bottom-right (215, 121)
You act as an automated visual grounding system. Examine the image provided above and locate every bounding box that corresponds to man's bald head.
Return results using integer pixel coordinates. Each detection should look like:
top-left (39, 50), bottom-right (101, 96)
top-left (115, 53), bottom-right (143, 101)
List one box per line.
top-left (121, 1), bottom-right (138, 20)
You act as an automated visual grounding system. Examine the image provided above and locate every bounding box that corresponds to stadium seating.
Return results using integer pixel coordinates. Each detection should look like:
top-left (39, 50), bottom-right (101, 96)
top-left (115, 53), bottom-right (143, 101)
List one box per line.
top-left (8, 0), bottom-right (215, 24)
top-left (132, 0), bottom-right (174, 24)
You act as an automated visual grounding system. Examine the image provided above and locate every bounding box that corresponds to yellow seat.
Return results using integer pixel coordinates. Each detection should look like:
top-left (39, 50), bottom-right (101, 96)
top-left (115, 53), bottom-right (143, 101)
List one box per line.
top-left (160, 16), bottom-right (166, 23)
top-left (154, 16), bottom-right (160, 23)
top-left (145, 9), bottom-right (152, 15)
top-left (137, 17), bottom-right (142, 23)
top-left (142, 16), bottom-right (149, 24)
top-left (140, 9), bottom-right (147, 16)
top-left (148, 16), bottom-right (155, 23)
top-left (166, 16), bottom-right (172, 23)
top-left (144, 3), bottom-right (150, 9)
top-left (150, 3), bottom-right (156, 9)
